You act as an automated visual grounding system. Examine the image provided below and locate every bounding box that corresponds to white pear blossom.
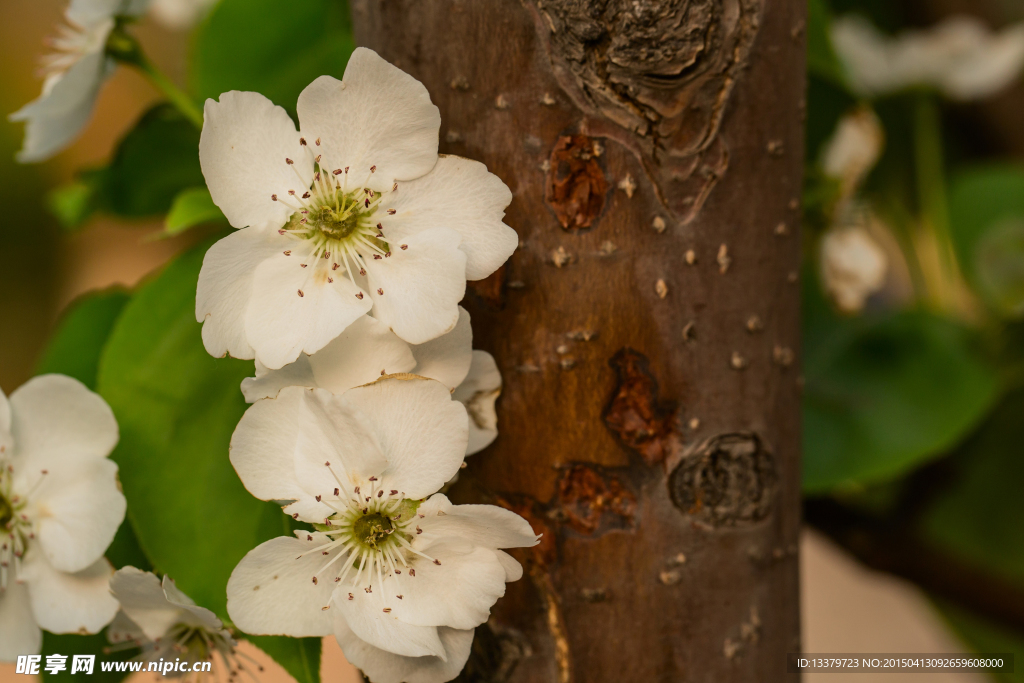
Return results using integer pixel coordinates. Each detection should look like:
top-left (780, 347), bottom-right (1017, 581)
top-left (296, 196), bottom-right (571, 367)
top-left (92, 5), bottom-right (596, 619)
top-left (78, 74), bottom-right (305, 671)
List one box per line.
top-left (240, 308), bottom-right (502, 456)
top-left (225, 376), bottom-right (536, 683)
top-left (196, 47), bottom-right (517, 370)
top-left (149, 0), bottom-right (217, 29)
top-left (0, 375), bottom-right (125, 661)
top-left (107, 567), bottom-right (242, 675)
top-left (820, 218), bottom-right (889, 313)
top-left (821, 107), bottom-right (884, 203)
top-left (9, 0), bottom-right (151, 162)
top-left (833, 15), bottom-right (1024, 100)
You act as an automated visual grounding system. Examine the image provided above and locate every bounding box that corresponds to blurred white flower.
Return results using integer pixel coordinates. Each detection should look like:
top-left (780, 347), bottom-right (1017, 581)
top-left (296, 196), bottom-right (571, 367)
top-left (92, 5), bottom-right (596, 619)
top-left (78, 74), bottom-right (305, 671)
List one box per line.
top-left (196, 47), bottom-right (517, 370)
top-left (820, 220), bottom-right (889, 313)
top-left (240, 308), bottom-right (502, 456)
top-left (833, 15), bottom-right (1024, 100)
top-left (0, 375), bottom-right (125, 660)
top-left (821, 107), bottom-right (884, 202)
top-left (9, 0), bottom-right (151, 162)
top-left (225, 376), bottom-right (536, 683)
top-left (107, 567), bottom-right (239, 674)
top-left (149, 0), bottom-right (217, 29)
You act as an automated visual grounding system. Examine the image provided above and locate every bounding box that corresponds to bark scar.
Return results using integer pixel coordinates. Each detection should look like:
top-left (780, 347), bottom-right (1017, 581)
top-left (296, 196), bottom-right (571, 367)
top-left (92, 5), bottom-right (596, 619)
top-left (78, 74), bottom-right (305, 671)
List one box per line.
top-left (554, 463), bottom-right (636, 534)
top-left (603, 348), bottom-right (679, 466)
top-left (524, 0), bottom-right (763, 224)
top-left (545, 134), bottom-right (609, 231)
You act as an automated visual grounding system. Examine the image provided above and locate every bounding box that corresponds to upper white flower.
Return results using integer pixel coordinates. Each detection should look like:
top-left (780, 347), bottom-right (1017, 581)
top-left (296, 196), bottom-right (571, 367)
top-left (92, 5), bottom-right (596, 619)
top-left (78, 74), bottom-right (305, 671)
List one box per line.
top-left (9, 0), bottom-right (151, 162)
top-left (0, 375), bottom-right (125, 661)
top-left (107, 567), bottom-right (238, 673)
top-left (240, 308), bottom-right (502, 456)
top-left (148, 0), bottom-right (217, 29)
top-left (196, 47), bottom-right (517, 370)
top-left (833, 15), bottom-right (1024, 100)
top-left (225, 376), bottom-right (536, 683)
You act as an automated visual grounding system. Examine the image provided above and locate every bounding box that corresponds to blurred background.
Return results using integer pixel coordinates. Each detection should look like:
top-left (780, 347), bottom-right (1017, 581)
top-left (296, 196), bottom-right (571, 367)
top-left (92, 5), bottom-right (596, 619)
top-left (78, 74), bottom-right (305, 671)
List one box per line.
top-left (1, 0), bottom-right (1023, 681)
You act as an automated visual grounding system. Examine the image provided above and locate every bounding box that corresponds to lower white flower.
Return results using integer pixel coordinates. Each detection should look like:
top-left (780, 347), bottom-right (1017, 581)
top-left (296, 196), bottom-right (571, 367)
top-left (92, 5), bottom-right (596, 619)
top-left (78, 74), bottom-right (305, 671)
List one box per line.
top-left (240, 308), bottom-right (502, 455)
top-left (0, 375), bottom-right (125, 661)
top-left (820, 219), bottom-right (889, 313)
top-left (9, 0), bottom-right (150, 162)
top-left (196, 47), bottom-right (517, 370)
top-left (833, 15), bottom-right (1024, 100)
top-left (225, 376), bottom-right (536, 683)
top-left (107, 567), bottom-right (243, 676)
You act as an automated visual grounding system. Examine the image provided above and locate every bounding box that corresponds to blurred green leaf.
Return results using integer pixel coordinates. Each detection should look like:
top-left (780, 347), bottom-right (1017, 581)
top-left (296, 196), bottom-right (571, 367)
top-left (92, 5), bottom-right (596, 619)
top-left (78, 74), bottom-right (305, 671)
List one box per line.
top-left (97, 238), bottom-right (292, 620)
top-left (35, 289), bottom-right (130, 389)
top-left (807, 0), bottom-right (848, 87)
top-left (100, 105), bottom-right (204, 218)
top-left (919, 391), bottom-right (1024, 585)
top-left (803, 303), bottom-right (1000, 492)
top-left (192, 0), bottom-right (354, 113)
top-left (165, 187), bottom-right (225, 235)
top-left (248, 636), bottom-right (322, 683)
top-left (46, 171), bottom-right (106, 231)
top-left (948, 165), bottom-right (1024, 311)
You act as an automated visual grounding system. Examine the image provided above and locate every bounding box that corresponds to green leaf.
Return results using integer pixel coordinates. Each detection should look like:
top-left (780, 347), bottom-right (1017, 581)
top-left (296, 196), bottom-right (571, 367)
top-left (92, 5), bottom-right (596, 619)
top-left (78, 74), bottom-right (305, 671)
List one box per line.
top-left (948, 165), bottom-right (1024, 313)
top-left (97, 238), bottom-right (293, 620)
top-left (166, 187), bottom-right (226, 235)
top-left (35, 289), bottom-right (131, 390)
top-left (101, 105), bottom-right (204, 218)
top-left (247, 636), bottom-right (322, 683)
top-left (46, 172), bottom-right (105, 231)
top-left (803, 307), bottom-right (1000, 492)
top-left (933, 601), bottom-right (1023, 683)
top-left (192, 0), bottom-right (354, 113)
top-left (806, 0), bottom-right (848, 87)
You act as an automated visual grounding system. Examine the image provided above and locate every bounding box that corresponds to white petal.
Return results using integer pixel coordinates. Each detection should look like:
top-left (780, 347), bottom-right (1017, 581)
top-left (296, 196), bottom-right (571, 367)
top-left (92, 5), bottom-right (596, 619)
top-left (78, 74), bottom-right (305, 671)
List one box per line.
top-left (109, 567), bottom-right (185, 641)
top-left (0, 581), bottom-right (42, 660)
top-left (410, 307), bottom-right (473, 390)
top-left (493, 550), bottom-right (523, 583)
top-left (379, 155), bottom-right (516, 280)
top-left (0, 386), bottom-right (12, 457)
top-left (8, 374), bottom-right (118, 472)
top-left (245, 251), bottom-right (372, 369)
top-left (333, 586), bottom-right (445, 658)
top-left (343, 377), bottom-right (467, 499)
top-left (9, 48), bottom-right (113, 163)
top-left (336, 618), bottom-right (473, 683)
top-left (452, 351), bottom-right (502, 455)
top-left (241, 355), bottom-right (317, 403)
top-left (226, 535), bottom-right (336, 637)
top-left (416, 494), bottom-right (538, 550)
top-left (199, 90), bottom-right (312, 231)
top-left (22, 554), bottom-right (118, 635)
top-left (106, 610), bottom-right (146, 645)
top-left (296, 48), bottom-right (440, 193)
top-left (31, 457), bottom-right (126, 573)
top-left (162, 576), bottom-right (226, 633)
top-left (230, 387), bottom-right (387, 521)
top-left (196, 227), bottom-right (286, 361)
top-left (307, 316), bottom-right (416, 393)
top-left (367, 227), bottom-right (467, 345)
top-left (385, 539), bottom-right (506, 630)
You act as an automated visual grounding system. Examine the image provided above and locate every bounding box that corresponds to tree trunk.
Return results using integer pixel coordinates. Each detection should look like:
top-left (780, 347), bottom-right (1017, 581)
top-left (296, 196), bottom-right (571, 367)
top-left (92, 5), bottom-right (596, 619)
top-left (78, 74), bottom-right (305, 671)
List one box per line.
top-left (352, 1), bottom-right (806, 681)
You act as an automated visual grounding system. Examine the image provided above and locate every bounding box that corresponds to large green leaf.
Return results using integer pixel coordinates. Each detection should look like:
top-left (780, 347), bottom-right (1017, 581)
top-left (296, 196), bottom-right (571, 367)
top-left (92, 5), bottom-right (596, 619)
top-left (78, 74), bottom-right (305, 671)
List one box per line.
top-left (35, 289), bottom-right (130, 389)
top-left (934, 600), bottom-right (1022, 683)
top-left (248, 636), bottom-right (322, 683)
top-left (192, 0), bottom-right (354, 112)
top-left (165, 187), bottom-right (226, 236)
top-left (803, 305), bottom-right (999, 492)
top-left (96, 239), bottom-right (292, 617)
top-left (806, 0), bottom-right (848, 88)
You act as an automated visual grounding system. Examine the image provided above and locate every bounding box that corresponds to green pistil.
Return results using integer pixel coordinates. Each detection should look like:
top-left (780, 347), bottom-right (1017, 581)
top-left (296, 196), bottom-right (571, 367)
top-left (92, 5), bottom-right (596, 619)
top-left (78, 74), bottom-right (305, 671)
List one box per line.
top-left (0, 494), bottom-right (11, 529)
top-left (353, 512), bottom-right (394, 550)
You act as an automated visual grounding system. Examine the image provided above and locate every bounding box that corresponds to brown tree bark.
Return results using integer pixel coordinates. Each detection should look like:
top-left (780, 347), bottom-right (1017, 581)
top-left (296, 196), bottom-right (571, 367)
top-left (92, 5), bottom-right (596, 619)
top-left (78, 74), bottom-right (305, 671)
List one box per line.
top-left (353, 1), bottom-right (806, 681)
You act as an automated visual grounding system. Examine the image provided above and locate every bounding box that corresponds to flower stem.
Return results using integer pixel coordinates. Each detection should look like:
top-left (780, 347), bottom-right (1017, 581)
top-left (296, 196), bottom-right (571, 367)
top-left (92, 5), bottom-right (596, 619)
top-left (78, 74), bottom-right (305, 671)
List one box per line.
top-left (106, 25), bottom-right (204, 129)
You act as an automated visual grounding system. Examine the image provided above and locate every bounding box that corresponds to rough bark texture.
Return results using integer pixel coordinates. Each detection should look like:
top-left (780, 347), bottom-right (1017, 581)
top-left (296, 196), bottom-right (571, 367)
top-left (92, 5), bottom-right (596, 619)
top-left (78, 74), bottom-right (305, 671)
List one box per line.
top-left (353, 1), bottom-right (805, 681)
